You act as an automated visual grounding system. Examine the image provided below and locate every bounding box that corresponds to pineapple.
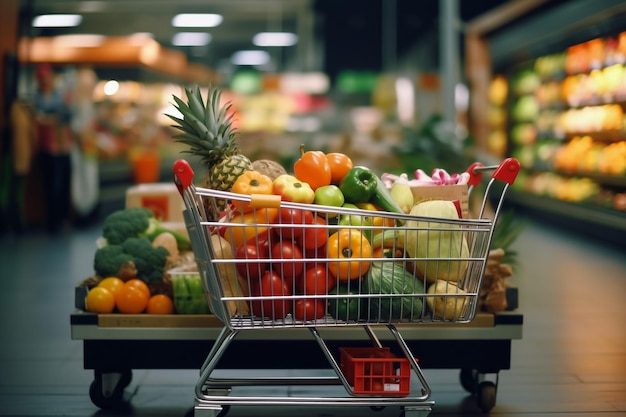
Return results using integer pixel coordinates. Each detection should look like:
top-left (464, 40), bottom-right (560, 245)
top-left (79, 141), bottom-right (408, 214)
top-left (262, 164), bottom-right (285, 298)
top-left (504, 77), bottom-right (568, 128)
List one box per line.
top-left (168, 85), bottom-right (252, 218)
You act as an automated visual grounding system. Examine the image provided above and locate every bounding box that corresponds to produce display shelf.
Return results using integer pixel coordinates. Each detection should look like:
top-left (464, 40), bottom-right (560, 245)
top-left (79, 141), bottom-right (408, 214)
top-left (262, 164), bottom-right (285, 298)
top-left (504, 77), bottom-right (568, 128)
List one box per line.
top-left (505, 189), bottom-right (626, 244)
top-left (70, 311), bottom-right (523, 411)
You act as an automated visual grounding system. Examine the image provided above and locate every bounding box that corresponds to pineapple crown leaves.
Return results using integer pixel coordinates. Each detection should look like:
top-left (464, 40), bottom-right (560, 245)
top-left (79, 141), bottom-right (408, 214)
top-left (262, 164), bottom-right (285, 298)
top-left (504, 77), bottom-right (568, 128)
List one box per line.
top-left (166, 85), bottom-right (240, 166)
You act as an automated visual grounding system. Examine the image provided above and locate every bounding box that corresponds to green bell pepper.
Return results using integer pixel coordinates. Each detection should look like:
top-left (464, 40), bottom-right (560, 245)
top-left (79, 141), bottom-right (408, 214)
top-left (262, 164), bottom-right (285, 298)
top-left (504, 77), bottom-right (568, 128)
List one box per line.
top-left (339, 166), bottom-right (403, 214)
top-left (339, 166), bottom-right (376, 204)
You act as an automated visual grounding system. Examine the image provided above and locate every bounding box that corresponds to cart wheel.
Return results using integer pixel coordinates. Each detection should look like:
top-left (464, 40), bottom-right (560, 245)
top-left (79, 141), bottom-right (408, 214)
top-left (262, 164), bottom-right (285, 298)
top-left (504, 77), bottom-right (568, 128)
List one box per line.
top-left (476, 381), bottom-right (497, 412)
top-left (88, 369), bottom-right (132, 409)
top-left (118, 369), bottom-right (132, 388)
top-left (216, 405), bottom-right (231, 417)
top-left (89, 379), bottom-right (123, 409)
top-left (460, 368), bottom-right (477, 394)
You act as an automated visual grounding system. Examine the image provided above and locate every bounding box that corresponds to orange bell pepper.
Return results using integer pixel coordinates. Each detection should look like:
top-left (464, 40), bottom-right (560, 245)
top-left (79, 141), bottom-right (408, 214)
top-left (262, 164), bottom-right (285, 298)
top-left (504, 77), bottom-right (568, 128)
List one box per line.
top-left (223, 207), bottom-right (278, 249)
top-left (327, 229), bottom-right (372, 281)
top-left (293, 144), bottom-right (331, 191)
top-left (326, 152), bottom-right (353, 184)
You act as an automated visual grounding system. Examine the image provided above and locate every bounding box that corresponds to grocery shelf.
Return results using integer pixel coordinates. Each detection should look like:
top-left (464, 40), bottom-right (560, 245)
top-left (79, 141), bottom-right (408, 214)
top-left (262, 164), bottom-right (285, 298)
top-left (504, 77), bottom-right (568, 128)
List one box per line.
top-left (504, 189), bottom-right (626, 244)
top-left (552, 171), bottom-right (626, 188)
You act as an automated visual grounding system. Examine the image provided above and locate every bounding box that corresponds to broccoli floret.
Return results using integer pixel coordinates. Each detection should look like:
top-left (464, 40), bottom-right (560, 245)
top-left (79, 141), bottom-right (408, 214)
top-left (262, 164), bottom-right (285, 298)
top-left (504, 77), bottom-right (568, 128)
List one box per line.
top-left (93, 237), bottom-right (169, 283)
top-left (102, 207), bottom-right (153, 245)
top-left (121, 237), bottom-right (169, 283)
top-left (93, 245), bottom-right (134, 278)
top-left (101, 207), bottom-right (191, 251)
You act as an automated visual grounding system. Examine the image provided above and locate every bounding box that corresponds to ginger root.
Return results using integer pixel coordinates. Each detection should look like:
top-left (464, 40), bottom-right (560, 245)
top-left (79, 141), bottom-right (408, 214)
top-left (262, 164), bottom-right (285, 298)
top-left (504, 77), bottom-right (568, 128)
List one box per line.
top-left (479, 248), bottom-right (513, 313)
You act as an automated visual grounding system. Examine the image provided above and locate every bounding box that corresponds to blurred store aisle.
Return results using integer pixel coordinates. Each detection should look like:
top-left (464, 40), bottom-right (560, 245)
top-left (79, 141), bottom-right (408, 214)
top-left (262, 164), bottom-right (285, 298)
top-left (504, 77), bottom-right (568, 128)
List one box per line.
top-left (0, 217), bottom-right (624, 416)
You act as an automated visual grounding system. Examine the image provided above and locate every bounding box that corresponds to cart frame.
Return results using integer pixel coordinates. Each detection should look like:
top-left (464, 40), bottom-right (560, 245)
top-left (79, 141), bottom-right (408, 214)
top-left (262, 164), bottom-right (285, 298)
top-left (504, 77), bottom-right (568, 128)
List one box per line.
top-left (172, 158), bottom-right (520, 417)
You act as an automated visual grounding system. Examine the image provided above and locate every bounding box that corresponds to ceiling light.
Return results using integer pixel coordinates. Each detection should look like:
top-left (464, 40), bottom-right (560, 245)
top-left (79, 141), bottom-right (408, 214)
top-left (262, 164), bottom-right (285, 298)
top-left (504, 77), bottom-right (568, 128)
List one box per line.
top-left (231, 50), bottom-right (270, 66)
top-left (172, 32), bottom-right (211, 47)
top-left (103, 80), bottom-right (119, 96)
top-left (253, 32), bottom-right (298, 47)
top-left (33, 14), bottom-right (82, 27)
top-left (172, 13), bottom-right (223, 28)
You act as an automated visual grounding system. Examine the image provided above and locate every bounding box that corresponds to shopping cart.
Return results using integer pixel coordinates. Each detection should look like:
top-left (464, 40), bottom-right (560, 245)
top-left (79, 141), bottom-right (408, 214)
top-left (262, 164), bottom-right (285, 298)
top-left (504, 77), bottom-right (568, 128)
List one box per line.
top-left (173, 157), bottom-right (520, 417)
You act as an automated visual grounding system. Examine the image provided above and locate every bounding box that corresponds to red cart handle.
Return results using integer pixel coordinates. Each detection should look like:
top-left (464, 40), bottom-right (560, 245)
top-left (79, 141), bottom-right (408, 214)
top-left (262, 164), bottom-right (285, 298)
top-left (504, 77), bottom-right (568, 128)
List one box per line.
top-left (466, 162), bottom-right (485, 187)
top-left (466, 157), bottom-right (520, 187)
top-left (492, 157), bottom-right (520, 185)
top-left (173, 159), bottom-right (195, 195)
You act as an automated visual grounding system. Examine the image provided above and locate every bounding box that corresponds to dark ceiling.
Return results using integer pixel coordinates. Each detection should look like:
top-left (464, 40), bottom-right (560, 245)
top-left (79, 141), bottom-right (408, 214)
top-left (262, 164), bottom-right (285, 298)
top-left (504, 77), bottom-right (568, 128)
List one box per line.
top-left (19, 0), bottom-right (517, 80)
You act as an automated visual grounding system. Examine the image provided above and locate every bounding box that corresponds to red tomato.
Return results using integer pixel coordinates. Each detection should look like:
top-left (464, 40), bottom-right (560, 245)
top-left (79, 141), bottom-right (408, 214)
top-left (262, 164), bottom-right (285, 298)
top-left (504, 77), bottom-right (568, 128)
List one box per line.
top-left (247, 229), bottom-right (275, 258)
top-left (235, 241), bottom-right (270, 281)
top-left (270, 239), bottom-right (304, 285)
top-left (304, 242), bottom-right (327, 260)
top-left (251, 270), bottom-right (292, 320)
top-left (297, 263), bottom-right (337, 295)
top-left (297, 215), bottom-right (328, 251)
top-left (272, 208), bottom-right (314, 240)
top-left (294, 298), bottom-right (327, 321)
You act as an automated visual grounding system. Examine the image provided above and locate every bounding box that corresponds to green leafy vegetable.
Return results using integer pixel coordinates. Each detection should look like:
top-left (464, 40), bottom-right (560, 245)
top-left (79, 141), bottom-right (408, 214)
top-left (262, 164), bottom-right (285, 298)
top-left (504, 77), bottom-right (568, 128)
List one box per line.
top-left (102, 207), bottom-right (190, 251)
top-left (363, 261), bottom-right (425, 321)
top-left (93, 237), bottom-right (168, 283)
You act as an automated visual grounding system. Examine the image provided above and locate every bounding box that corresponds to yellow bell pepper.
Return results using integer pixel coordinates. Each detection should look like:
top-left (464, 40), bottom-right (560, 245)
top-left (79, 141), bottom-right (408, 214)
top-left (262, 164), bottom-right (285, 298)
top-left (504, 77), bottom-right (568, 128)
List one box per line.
top-left (327, 229), bottom-right (372, 281)
top-left (231, 170), bottom-right (274, 213)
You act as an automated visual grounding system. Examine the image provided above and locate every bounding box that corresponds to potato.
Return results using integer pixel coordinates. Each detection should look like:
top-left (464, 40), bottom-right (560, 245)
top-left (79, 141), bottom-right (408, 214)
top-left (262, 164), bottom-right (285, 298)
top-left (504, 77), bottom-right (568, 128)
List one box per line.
top-left (152, 232), bottom-right (179, 262)
top-left (426, 280), bottom-right (470, 320)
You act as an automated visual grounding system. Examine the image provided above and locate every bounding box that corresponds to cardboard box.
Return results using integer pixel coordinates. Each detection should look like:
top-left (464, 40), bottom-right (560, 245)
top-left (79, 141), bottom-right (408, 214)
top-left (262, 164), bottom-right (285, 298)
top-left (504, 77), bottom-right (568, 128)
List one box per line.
top-left (411, 184), bottom-right (469, 218)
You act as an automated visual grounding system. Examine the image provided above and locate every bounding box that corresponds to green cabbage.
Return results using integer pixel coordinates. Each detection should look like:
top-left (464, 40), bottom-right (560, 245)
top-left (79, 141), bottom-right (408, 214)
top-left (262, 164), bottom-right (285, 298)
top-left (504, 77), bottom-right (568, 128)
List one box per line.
top-left (405, 200), bottom-right (469, 284)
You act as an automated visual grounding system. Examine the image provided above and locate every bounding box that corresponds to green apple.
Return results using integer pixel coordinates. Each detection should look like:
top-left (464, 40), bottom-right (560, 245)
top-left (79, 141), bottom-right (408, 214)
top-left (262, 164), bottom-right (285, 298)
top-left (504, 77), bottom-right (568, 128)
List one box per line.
top-left (338, 203), bottom-right (373, 227)
top-left (314, 185), bottom-right (344, 218)
top-left (314, 184), bottom-right (344, 207)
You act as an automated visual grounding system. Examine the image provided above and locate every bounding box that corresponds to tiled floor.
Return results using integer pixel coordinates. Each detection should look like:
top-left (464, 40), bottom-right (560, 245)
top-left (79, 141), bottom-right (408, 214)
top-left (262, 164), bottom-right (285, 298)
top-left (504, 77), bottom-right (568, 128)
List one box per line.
top-left (1, 215), bottom-right (625, 417)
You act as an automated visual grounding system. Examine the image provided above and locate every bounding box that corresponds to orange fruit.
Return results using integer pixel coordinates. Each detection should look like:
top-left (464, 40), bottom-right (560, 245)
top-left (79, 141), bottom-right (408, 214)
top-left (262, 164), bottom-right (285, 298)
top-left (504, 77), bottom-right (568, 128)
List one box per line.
top-left (85, 287), bottom-right (116, 314)
top-left (124, 279), bottom-right (151, 299)
top-left (97, 277), bottom-right (124, 297)
top-left (115, 285), bottom-right (149, 314)
top-left (146, 294), bottom-right (175, 314)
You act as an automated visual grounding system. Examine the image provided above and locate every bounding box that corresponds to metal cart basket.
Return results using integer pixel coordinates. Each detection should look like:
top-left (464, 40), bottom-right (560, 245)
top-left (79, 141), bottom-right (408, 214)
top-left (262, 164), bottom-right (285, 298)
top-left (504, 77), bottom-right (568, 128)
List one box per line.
top-left (173, 157), bottom-right (520, 417)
